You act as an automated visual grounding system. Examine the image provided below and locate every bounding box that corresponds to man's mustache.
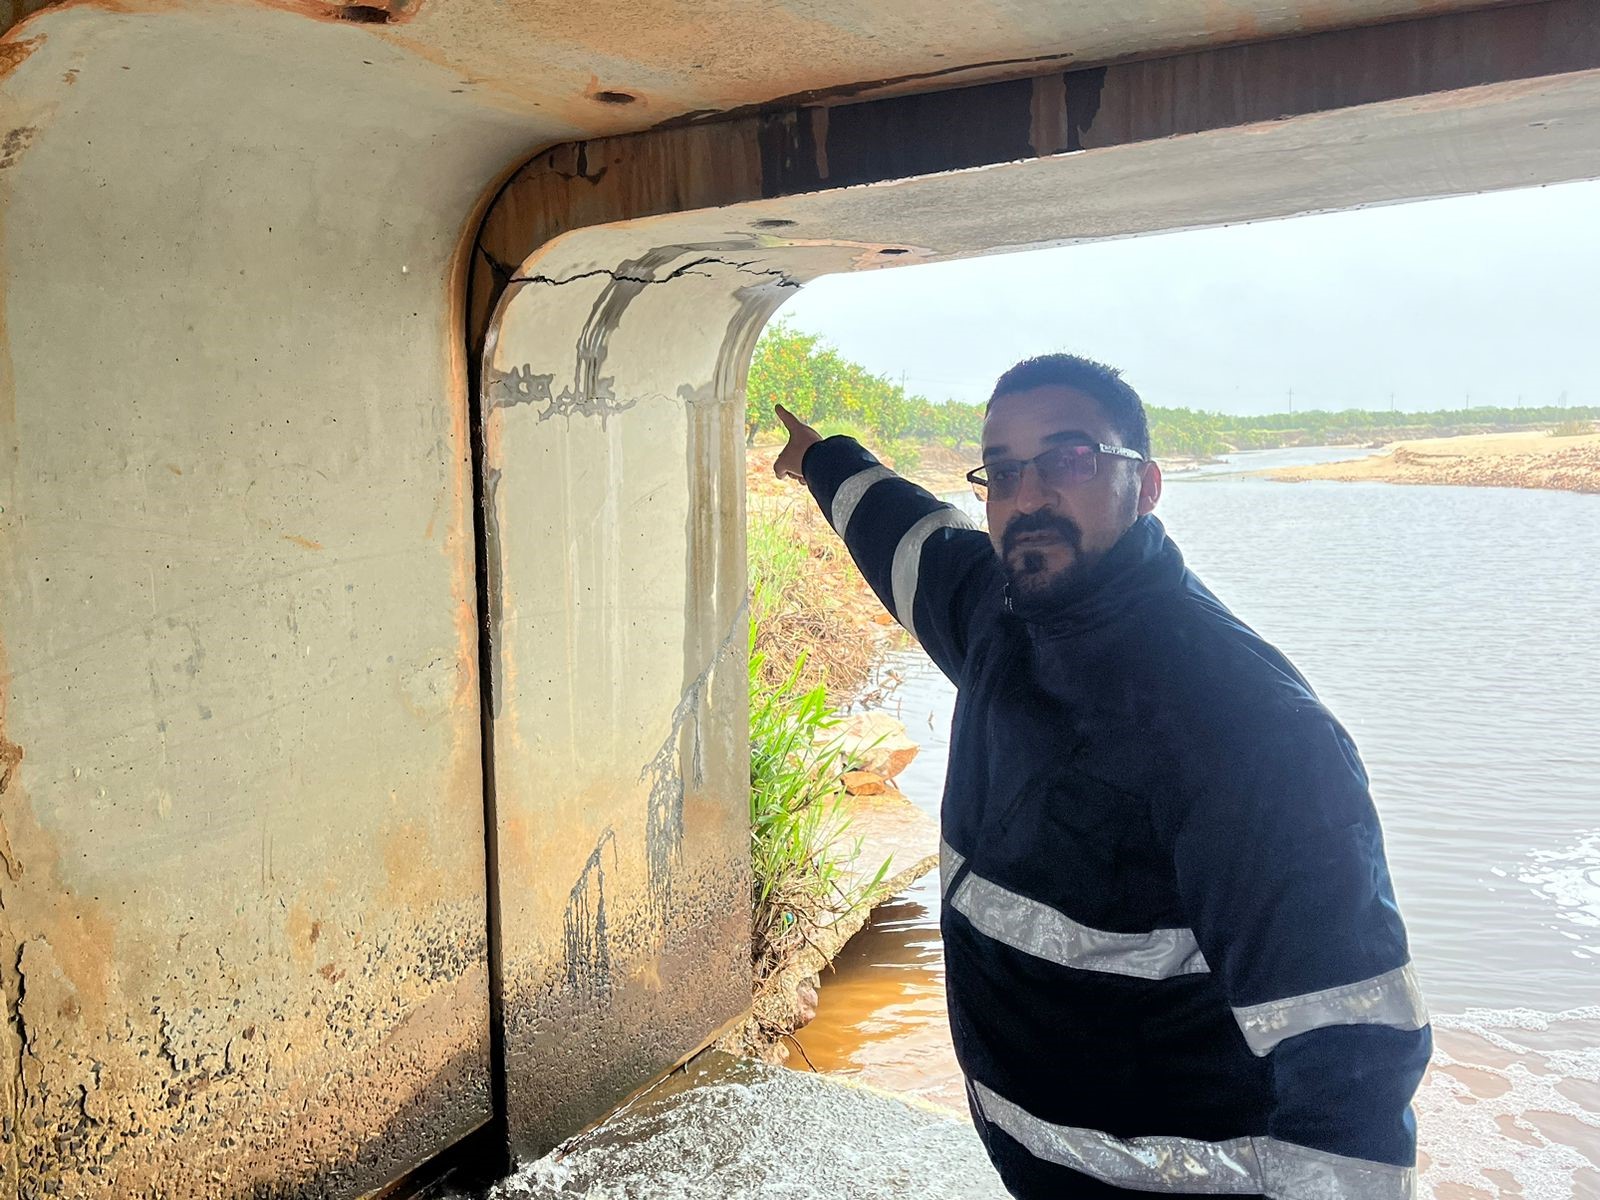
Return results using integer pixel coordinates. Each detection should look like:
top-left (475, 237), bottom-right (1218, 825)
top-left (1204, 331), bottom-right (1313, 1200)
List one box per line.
top-left (1001, 512), bottom-right (1083, 558)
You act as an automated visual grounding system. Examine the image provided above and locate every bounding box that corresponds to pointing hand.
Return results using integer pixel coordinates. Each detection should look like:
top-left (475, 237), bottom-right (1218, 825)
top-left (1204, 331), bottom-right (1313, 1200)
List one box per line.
top-left (773, 404), bottom-right (822, 482)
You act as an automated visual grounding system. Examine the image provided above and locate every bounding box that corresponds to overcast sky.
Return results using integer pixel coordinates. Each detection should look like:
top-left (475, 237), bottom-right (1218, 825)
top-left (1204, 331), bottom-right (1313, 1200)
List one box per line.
top-left (774, 178), bottom-right (1600, 417)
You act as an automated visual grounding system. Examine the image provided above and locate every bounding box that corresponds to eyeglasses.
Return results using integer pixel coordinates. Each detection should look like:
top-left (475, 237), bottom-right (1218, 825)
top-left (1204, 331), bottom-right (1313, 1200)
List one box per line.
top-left (967, 442), bottom-right (1146, 501)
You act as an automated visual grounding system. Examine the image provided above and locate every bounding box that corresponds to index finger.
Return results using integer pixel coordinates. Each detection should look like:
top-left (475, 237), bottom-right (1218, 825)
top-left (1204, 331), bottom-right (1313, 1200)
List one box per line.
top-left (775, 403), bottom-right (805, 433)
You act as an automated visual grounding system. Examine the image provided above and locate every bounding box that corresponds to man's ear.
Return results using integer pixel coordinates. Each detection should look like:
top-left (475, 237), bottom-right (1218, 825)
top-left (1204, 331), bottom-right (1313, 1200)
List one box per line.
top-left (1137, 461), bottom-right (1163, 516)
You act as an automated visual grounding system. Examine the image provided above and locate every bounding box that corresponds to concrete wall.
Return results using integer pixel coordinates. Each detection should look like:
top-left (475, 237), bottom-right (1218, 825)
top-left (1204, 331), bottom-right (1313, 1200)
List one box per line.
top-left (482, 256), bottom-right (784, 1154)
top-left (0, 7), bottom-right (542, 1195)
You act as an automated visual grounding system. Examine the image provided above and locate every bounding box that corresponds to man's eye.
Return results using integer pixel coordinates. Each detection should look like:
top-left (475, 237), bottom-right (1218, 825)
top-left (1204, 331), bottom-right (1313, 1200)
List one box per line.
top-left (1041, 448), bottom-right (1082, 470)
top-left (990, 464), bottom-right (1023, 485)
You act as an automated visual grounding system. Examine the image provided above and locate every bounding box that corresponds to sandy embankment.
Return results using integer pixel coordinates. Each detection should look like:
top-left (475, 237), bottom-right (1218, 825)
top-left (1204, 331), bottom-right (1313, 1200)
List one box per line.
top-left (1268, 431), bottom-right (1600, 494)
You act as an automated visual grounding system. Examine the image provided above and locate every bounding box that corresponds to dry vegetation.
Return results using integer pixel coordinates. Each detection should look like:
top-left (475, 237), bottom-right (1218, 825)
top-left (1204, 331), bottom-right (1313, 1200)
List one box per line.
top-left (746, 446), bottom-right (902, 703)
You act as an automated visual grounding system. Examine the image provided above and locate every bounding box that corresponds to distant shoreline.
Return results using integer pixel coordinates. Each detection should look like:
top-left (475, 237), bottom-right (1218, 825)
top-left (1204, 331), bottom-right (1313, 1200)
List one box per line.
top-left (1264, 431), bottom-right (1600, 494)
top-left (750, 430), bottom-right (1600, 496)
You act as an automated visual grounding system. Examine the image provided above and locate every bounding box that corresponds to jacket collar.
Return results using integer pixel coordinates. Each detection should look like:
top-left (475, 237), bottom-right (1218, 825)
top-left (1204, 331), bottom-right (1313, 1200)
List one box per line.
top-left (1005, 515), bottom-right (1187, 634)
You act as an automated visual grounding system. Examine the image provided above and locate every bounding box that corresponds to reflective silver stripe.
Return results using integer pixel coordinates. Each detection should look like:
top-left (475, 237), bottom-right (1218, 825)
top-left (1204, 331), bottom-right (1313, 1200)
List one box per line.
top-left (828, 465), bottom-right (895, 535)
top-left (971, 1081), bottom-right (1262, 1194)
top-left (973, 1081), bottom-right (1416, 1200)
top-left (1259, 1139), bottom-right (1416, 1200)
top-left (949, 870), bottom-right (1209, 980)
top-left (1233, 963), bottom-right (1429, 1056)
top-left (939, 840), bottom-right (965, 897)
top-left (890, 507), bottom-right (975, 641)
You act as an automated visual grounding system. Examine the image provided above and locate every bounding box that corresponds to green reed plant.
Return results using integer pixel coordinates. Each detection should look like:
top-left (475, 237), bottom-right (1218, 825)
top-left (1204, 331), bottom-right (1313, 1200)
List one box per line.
top-left (747, 619), bottom-right (875, 979)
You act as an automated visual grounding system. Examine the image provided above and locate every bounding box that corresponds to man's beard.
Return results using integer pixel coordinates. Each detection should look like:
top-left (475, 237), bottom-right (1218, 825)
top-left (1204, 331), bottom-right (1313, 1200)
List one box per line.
top-left (1000, 511), bottom-right (1093, 608)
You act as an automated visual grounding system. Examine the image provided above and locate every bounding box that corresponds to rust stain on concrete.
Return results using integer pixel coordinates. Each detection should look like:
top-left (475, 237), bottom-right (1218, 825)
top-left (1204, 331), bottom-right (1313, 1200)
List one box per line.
top-left (0, 697), bottom-right (128, 1194)
top-left (7, 884), bottom-right (490, 1195)
top-left (382, 819), bottom-right (450, 907)
top-left (1, 0), bottom-right (421, 38)
top-left (0, 730), bottom-right (19, 799)
top-left (281, 533), bottom-right (323, 550)
top-left (1205, 0), bottom-right (1265, 43)
top-left (0, 729), bottom-right (22, 881)
top-left (443, 157), bottom-right (494, 745)
top-left (285, 904), bottom-right (320, 967)
top-left (4, 0), bottom-right (135, 40)
top-left (0, 35), bottom-right (40, 78)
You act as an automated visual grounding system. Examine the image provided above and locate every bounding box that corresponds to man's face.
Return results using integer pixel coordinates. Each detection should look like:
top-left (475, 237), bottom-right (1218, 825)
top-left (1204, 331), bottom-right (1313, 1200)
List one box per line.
top-left (981, 385), bottom-right (1162, 603)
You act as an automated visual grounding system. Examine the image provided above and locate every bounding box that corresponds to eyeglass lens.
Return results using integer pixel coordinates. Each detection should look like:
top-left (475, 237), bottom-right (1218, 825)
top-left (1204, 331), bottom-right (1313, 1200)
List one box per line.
top-left (975, 446), bottom-right (1098, 500)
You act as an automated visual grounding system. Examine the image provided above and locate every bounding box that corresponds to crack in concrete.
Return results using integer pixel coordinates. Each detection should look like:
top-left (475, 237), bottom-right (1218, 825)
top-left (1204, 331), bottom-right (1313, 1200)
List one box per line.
top-left (486, 252), bottom-right (795, 433)
top-left (474, 243), bottom-right (517, 293)
top-left (726, 263), bottom-right (801, 288)
top-left (511, 256), bottom-right (797, 291)
top-left (4, 940), bottom-right (31, 1186)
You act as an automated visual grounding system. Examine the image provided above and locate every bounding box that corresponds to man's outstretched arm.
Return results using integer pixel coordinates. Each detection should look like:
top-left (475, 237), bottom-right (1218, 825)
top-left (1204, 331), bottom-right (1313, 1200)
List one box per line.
top-left (772, 405), bottom-right (997, 682)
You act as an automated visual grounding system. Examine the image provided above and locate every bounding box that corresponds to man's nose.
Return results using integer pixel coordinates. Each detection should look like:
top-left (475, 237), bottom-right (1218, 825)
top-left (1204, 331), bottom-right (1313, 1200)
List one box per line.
top-left (1012, 461), bottom-right (1057, 513)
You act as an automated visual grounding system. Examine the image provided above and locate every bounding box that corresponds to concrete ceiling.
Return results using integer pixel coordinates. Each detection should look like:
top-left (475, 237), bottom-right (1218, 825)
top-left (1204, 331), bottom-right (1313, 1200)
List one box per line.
top-left (5, 1), bottom-right (1529, 142)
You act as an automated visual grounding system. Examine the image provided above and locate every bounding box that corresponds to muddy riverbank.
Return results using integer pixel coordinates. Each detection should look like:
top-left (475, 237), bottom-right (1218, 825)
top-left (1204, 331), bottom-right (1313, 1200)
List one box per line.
top-left (1268, 430), bottom-right (1600, 492)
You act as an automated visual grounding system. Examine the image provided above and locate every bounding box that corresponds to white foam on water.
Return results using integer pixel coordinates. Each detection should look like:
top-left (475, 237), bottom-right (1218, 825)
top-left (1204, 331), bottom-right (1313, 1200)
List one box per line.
top-left (485, 1070), bottom-right (1008, 1200)
top-left (1420, 1007), bottom-right (1600, 1199)
top-left (1518, 832), bottom-right (1600, 948)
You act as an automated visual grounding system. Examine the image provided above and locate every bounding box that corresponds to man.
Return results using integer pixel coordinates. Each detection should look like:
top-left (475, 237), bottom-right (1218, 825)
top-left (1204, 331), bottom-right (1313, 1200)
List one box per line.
top-left (772, 354), bottom-right (1431, 1199)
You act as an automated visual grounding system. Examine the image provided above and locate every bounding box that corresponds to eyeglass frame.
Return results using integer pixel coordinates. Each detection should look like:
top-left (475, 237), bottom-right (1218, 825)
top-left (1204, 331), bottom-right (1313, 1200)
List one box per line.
top-left (966, 442), bottom-right (1147, 500)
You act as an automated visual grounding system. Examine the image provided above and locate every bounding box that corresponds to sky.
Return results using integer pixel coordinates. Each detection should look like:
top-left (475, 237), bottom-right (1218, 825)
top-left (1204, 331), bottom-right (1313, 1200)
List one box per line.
top-left (773, 178), bottom-right (1600, 417)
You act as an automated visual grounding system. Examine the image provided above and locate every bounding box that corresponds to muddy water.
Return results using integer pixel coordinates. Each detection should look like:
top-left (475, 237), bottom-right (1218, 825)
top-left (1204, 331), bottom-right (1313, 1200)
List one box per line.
top-left (794, 450), bottom-right (1600, 1199)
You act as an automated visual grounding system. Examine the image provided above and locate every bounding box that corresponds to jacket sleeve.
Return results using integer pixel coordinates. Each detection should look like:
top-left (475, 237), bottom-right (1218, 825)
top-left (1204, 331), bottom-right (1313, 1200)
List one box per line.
top-left (802, 435), bottom-right (998, 683)
top-left (1158, 710), bottom-right (1432, 1199)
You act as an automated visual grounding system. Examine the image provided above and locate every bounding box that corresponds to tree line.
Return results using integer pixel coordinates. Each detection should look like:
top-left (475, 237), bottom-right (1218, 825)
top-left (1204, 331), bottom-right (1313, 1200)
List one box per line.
top-left (745, 321), bottom-right (1598, 459)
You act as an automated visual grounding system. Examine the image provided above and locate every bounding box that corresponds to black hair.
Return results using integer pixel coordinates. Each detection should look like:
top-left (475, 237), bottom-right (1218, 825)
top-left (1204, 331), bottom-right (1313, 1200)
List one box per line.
top-left (987, 354), bottom-right (1151, 459)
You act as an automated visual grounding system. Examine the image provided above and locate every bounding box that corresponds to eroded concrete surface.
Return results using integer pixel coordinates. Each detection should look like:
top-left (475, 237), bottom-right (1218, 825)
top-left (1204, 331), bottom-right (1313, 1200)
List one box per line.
top-left (5, 0), bottom-right (1600, 1194)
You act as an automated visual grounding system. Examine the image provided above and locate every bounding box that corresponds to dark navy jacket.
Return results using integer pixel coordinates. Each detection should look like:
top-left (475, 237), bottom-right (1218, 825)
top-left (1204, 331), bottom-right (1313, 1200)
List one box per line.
top-left (805, 436), bottom-right (1431, 1200)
